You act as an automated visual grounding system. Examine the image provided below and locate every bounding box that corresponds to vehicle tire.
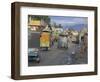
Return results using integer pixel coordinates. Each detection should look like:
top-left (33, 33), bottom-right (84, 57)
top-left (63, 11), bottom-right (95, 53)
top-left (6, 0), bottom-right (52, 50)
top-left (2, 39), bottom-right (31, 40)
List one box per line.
top-left (45, 47), bottom-right (48, 51)
top-left (37, 60), bottom-right (40, 63)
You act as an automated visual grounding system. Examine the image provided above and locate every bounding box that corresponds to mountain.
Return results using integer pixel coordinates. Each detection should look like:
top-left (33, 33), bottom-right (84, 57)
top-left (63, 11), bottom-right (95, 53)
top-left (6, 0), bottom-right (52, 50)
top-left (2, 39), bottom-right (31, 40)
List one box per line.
top-left (63, 24), bottom-right (87, 31)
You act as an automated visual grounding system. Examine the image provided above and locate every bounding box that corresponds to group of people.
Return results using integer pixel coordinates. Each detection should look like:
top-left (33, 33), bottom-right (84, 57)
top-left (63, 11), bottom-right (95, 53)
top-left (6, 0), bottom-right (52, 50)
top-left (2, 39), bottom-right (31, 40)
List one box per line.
top-left (45, 31), bottom-right (88, 57)
top-left (50, 33), bottom-right (73, 49)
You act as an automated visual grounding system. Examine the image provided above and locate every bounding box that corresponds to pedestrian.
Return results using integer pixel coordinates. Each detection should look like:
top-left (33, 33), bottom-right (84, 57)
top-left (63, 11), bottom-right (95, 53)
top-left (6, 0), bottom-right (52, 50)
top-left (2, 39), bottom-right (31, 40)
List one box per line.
top-left (62, 35), bottom-right (68, 48)
top-left (58, 35), bottom-right (62, 48)
top-left (50, 33), bottom-right (55, 47)
top-left (83, 33), bottom-right (88, 51)
top-left (80, 36), bottom-right (84, 55)
top-left (67, 35), bottom-right (72, 48)
top-left (80, 33), bottom-right (88, 56)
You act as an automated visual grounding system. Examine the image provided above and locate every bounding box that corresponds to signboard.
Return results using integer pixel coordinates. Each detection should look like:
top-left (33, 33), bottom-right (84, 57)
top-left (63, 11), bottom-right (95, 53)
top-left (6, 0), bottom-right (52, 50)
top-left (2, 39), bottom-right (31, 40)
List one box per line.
top-left (28, 20), bottom-right (41, 26)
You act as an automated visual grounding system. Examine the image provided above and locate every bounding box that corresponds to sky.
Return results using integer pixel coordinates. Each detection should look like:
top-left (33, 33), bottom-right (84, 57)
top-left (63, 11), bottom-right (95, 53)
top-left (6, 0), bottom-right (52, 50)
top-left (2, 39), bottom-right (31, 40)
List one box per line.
top-left (29, 15), bottom-right (88, 31)
top-left (50, 16), bottom-right (88, 31)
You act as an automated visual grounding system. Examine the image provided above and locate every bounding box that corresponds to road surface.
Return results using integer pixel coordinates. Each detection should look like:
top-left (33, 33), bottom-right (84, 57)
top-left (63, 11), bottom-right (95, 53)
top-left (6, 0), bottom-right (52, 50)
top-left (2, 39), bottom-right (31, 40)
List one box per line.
top-left (28, 42), bottom-right (88, 66)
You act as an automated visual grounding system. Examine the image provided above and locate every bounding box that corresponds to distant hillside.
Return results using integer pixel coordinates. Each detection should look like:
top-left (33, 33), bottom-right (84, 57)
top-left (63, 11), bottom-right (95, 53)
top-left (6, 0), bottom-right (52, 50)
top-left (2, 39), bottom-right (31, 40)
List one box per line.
top-left (63, 24), bottom-right (88, 31)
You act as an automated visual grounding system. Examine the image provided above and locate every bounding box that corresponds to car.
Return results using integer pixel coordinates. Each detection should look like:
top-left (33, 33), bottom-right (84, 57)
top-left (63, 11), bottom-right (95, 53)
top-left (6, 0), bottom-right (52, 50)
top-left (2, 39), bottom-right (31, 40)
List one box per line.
top-left (28, 48), bottom-right (40, 63)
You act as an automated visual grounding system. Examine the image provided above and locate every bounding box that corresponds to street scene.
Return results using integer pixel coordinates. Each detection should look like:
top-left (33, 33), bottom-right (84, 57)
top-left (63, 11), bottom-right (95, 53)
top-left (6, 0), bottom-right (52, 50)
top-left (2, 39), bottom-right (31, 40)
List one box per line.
top-left (28, 15), bottom-right (88, 66)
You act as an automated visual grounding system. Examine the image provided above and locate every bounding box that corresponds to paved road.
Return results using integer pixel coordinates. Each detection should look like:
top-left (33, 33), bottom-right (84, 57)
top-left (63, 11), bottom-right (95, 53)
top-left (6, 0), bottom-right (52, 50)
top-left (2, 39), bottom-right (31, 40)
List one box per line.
top-left (28, 42), bottom-right (88, 66)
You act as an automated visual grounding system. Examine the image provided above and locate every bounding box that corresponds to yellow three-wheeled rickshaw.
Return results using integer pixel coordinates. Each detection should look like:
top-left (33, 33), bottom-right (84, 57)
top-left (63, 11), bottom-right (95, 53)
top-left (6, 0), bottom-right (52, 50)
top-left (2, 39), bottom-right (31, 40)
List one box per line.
top-left (40, 31), bottom-right (51, 51)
